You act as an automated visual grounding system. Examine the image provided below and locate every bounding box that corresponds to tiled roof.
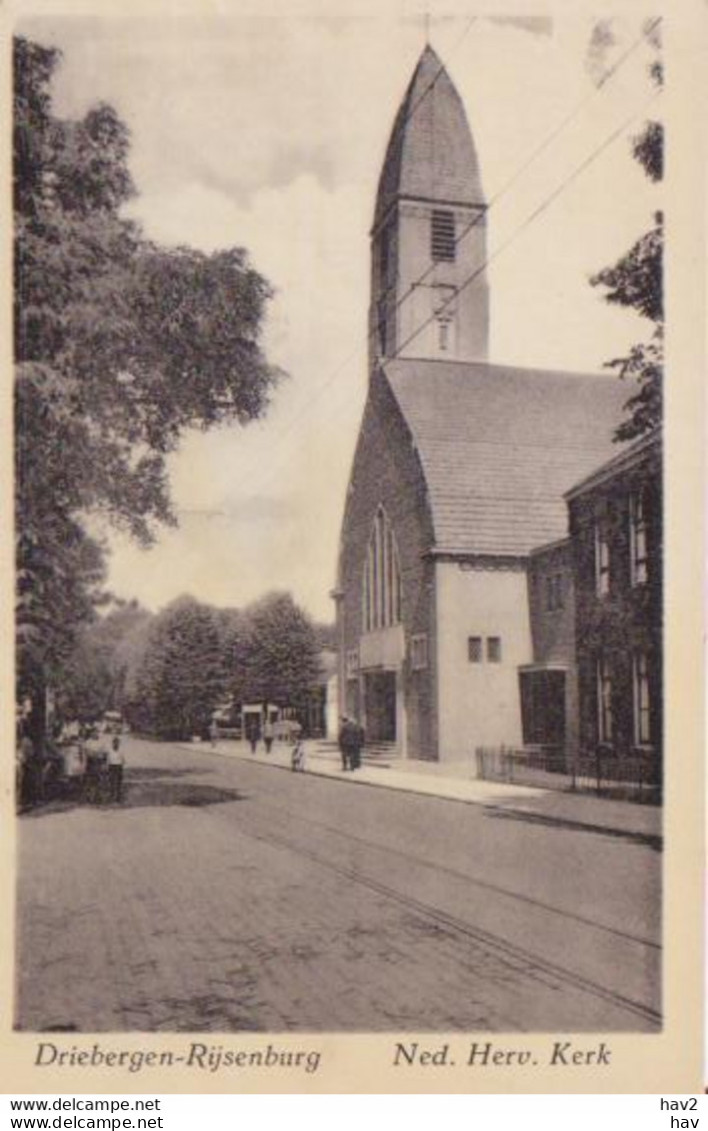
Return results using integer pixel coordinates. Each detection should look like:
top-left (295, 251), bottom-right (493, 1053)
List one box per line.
top-left (374, 45), bottom-right (485, 227)
top-left (565, 429), bottom-right (661, 500)
top-left (383, 357), bottom-right (629, 555)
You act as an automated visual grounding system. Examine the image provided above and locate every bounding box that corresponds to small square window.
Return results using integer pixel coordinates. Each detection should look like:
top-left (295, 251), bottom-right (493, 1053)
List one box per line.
top-left (487, 636), bottom-right (502, 662)
top-left (468, 636), bottom-right (482, 663)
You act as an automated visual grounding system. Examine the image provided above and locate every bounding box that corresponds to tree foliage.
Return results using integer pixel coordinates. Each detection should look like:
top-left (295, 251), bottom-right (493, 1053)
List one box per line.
top-left (14, 36), bottom-right (282, 735)
top-left (238, 592), bottom-right (320, 709)
top-left (52, 599), bottom-right (152, 721)
top-left (590, 21), bottom-right (663, 441)
top-left (118, 592), bottom-right (321, 738)
top-left (125, 598), bottom-right (224, 740)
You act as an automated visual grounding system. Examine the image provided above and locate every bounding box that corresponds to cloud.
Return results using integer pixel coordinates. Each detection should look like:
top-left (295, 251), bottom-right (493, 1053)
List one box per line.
top-left (23, 12), bottom-right (658, 622)
top-left (585, 19), bottom-right (617, 87)
top-left (180, 495), bottom-right (296, 524)
top-left (488, 17), bottom-right (553, 37)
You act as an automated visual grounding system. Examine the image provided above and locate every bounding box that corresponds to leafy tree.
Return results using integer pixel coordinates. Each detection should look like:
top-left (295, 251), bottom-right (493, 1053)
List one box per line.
top-left (16, 514), bottom-right (107, 745)
top-left (52, 599), bottom-right (152, 722)
top-left (240, 592), bottom-right (320, 712)
top-left (212, 608), bottom-right (250, 712)
top-left (590, 21), bottom-right (663, 441)
top-left (313, 621), bottom-right (338, 651)
top-left (14, 37), bottom-right (282, 742)
top-left (126, 598), bottom-right (223, 740)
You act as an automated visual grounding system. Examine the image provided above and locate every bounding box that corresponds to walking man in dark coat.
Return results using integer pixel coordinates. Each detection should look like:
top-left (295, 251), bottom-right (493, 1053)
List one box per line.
top-left (338, 717), bottom-right (365, 772)
top-left (349, 719), bottom-right (365, 771)
top-left (338, 717), bottom-right (351, 771)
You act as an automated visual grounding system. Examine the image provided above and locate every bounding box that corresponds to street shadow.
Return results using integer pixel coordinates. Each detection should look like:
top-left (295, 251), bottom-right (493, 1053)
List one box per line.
top-left (483, 805), bottom-right (663, 851)
top-left (19, 766), bottom-right (246, 818)
top-left (125, 766), bottom-right (210, 781)
top-left (116, 776), bottom-right (246, 810)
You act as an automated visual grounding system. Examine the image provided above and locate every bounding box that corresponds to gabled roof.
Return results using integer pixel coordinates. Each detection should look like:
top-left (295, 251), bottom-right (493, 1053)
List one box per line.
top-left (565, 429), bottom-right (661, 501)
top-left (374, 44), bottom-right (485, 228)
top-left (382, 357), bottom-right (629, 556)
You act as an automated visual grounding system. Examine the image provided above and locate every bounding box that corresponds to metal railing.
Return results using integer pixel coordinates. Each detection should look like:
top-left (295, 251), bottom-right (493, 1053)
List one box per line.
top-left (474, 743), bottom-right (662, 804)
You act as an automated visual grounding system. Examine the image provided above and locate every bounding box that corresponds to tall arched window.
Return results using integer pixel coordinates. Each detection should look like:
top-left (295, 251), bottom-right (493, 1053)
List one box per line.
top-left (363, 506), bottom-right (402, 631)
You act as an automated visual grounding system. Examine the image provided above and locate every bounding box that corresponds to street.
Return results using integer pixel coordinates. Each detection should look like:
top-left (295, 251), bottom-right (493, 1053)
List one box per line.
top-left (15, 738), bottom-right (661, 1033)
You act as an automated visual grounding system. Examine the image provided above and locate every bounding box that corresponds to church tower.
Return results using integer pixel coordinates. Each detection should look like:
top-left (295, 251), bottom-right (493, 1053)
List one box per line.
top-left (369, 44), bottom-right (489, 370)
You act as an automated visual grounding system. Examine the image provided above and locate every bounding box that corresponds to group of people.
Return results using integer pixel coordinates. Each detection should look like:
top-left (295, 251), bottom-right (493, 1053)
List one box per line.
top-left (209, 710), bottom-right (366, 776)
top-left (244, 717), bottom-right (299, 755)
top-left (83, 724), bottom-right (125, 804)
top-left (16, 718), bottom-right (126, 809)
top-left (338, 716), bottom-right (365, 772)
top-left (246, 717), bottom-right (276, 754)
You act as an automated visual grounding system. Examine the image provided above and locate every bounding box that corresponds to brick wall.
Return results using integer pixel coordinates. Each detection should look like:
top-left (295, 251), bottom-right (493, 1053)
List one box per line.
top-left (337, 367), bottom-right (438, 759)
top-left (527, 540), bottom-right (575, 665)
top-left (569, 445), bottom-right (662, 760)
top-left (525, 539), bottom-right (578, 760)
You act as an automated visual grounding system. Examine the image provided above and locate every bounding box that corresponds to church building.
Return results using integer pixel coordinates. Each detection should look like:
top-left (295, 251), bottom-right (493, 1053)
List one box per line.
top-left (334, 44), bottom-right (630, 763)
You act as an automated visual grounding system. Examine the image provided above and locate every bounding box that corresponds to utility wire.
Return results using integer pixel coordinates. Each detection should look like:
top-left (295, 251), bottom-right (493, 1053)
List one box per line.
top-left (181, 19), bottom-right (481, 500)
top-left (177, 21), bottom-right (661, 516)
top-left (214, 85), bottom-right (661, 514)
top-left (392, 87), bottom-right (662, 358)
top-left (388, 17), bottom-right (662, 331)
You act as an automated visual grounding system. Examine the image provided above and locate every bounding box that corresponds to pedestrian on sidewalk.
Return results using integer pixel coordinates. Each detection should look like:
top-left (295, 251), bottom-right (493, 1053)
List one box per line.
top-left (338, 716), bottom-right (351, 771)
top-left (291, 735), bottom-right (305, 772)
top-left (209, 718), bottom-right (219, 749)
top-left (339, 716), bottom-right (364, 771)
top-left (248, 719), bottom-right (260, 754)
top-left (107, 736), bottom-right (125, 803)
top-left (263, 717), bottom-right (274, 754)
top-left (350, 719), bottom-right (365, 771)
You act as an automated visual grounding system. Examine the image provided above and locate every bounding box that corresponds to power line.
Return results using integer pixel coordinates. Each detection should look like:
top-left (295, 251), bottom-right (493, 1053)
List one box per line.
top-left (393, 86), bottom-right (662, 358)
top-left (388, 18), bottom-right (662, 332)
top-left (238, 23), bottom-right (657, 484)
top-left (195, 19), bottom-right (480, 496)
top-left (219, 86), bottom-right (660, 513)
top-left (177, 22), bottom-right (661, 517)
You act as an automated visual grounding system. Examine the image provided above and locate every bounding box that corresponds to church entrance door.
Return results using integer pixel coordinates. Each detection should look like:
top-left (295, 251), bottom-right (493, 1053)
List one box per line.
top-left (363, 671), bottom-right (397, 743)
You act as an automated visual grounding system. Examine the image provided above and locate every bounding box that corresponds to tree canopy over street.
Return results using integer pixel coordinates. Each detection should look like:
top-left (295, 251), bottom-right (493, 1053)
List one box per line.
top-left (14, 36), bottom-right (282, 738)
top-left (590, 20), bottom-right (663, 441)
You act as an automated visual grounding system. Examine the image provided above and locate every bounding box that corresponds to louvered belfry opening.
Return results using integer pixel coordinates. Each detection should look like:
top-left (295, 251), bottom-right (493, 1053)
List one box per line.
top-left (431, 209), bottom-right (456, 262)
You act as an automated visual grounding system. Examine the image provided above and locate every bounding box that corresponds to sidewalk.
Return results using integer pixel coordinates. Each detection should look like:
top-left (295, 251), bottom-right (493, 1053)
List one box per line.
top-left (185, 737), bottom-right (662, 844)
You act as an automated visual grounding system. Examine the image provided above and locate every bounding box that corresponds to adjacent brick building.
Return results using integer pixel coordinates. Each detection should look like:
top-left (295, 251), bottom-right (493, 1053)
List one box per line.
top-left (520, 537), bottom-right (577, 765)
top-left (566, 432), bottom-right (662, 770)
top-left (335, 44), bottom-right (649, 765)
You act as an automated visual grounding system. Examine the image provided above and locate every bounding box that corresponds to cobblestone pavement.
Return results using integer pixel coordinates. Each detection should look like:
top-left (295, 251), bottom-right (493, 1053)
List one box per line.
top-left (15, 739), bottom-right (661, 1033)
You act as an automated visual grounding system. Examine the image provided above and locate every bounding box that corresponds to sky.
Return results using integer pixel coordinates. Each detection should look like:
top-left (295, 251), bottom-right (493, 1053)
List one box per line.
top-left (17, 7), bottom-right (661, 622)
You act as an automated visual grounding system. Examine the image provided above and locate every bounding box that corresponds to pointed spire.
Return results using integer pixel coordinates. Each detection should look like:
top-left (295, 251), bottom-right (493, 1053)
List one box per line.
top-left (374, 45), bottom-right (485, 227)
